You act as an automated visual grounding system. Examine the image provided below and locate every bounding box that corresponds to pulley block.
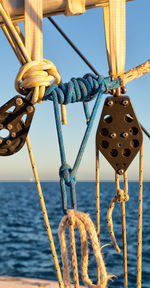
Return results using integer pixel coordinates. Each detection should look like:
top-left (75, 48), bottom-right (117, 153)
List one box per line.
top-left (0, 96), bottom-right (35, 156)
top-left (96, 96), bottom-right (143, 174)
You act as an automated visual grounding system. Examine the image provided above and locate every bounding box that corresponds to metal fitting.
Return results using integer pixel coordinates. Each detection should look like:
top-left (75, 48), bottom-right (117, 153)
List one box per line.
top-left (122, 132), bottom-right (129, 138)
top-left (7, 124), bottom-right (13, 130)
top-left (107, 100), bottom-right (114, 107)
top-left (117, 169), bottom-right (124, 175)
top-left (11, 132), bottom-right (16, 138)
top-left (121, 86), bottom-right (127, 94)
top-left (122, 99), bottom-right (128, 106)
top-left (6, 139), bottom-right (11, 145)
top-left (16, 97), bottom-right (23, 106)
top-left (26, 106), bottom-right (33, 113)
top-left (110, 132), bottom-right (117, 139)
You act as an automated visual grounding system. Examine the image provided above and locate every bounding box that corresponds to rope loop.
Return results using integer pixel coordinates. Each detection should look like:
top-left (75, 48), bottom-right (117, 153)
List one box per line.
top-left (59, 210), bottom-right (110, 288)
top-left (15, 59), bottom-right (61, 103)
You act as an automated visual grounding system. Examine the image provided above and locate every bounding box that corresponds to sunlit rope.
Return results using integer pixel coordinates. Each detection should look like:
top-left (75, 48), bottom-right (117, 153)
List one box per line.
top-left (26, 136), bottom-right (64, 288)
top-left (137, 143), bottom-right (143, 288)
top-left (15, 59), bottom-right (61, 102)
top-left (107, 172), bottom-right (129, 287)
top-left (59, 209), bottom-right (111, 288)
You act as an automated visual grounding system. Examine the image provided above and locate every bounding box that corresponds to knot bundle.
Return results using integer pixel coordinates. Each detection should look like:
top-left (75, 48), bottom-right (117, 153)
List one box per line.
top-left (15, 59), bottom-right (61, 103)
top-left (44, 74), bottom-right (113, 104)
top-left (59, 210), bottom-right (111, 288)
top-left (116, 188), bottom-right (129, 203)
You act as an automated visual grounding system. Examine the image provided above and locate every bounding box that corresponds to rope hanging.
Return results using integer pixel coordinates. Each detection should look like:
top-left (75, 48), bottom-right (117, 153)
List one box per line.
top-left (59, 210), bottom-right (110, 288)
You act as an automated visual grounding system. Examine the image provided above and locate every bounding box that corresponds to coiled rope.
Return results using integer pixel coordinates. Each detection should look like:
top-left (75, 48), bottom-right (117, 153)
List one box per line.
top-left (59, 210), bottom-right (111, 288)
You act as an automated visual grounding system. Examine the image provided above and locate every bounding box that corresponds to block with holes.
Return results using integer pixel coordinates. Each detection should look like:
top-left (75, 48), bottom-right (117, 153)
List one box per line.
top-left (96, 96), bottom-right (143, 174)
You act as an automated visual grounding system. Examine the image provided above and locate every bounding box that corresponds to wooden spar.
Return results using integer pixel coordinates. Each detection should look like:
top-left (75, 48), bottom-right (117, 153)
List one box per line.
top-left (0, 0), bottom-right (133, 25)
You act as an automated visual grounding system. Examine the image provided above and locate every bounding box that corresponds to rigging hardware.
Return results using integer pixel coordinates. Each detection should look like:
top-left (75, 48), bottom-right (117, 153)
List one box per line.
top-left (0, 96), bottom-right (34, 156)
top-left (96, 96), bottom-right (143, 174)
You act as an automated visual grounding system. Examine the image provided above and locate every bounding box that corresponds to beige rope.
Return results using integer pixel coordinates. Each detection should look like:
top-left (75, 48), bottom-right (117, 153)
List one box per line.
top-left (26, 136), bottom-right (64, 288)
top-left (96, 149), bottom-right (100, 236)
top-left (107, 172), bottom-right (129, 254)
top-left (137, 143), bottom-right (143, 288)
top-left (95, 149), bottom-right (101, 285)
top-left (116, 172), bottom-right (128, 288)
top-left (119, 59), bottom-right (150, 86)
top-left (59, 210), bottom-right (111, 288)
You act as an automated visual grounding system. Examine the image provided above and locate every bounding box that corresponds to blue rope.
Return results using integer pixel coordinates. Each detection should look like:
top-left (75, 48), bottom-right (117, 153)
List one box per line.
top-left (44, 73), bottom-right (120, 213)
top-left (44, 74), bottom-right (105, 104)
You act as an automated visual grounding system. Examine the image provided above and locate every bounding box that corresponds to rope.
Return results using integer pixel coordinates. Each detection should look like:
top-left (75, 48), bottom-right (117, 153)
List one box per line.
top-left (107, 172), bottom-right (129, 287)
top-left (15, 59), bottom-right (61, 102)
top-left (49, 75), bottom-right (119, 212)
top-left (137, 143), bottom-right (143, 288)
top-left (96, 149), bottom-right (100, 236)
top-left (44, 74), bottom-right (120, 104)
top-left (107, 172), bottom-right (129, 253)
top-left (119, 59), bottom-right (150, 86)
top-left (59, 210), bottom-right (110, 288)
top-left (26, 136), bottom-right (64, 288)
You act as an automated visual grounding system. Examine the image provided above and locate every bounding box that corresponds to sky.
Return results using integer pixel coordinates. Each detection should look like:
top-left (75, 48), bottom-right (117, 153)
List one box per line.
top-left (0, 0), bottom-right (149, 181)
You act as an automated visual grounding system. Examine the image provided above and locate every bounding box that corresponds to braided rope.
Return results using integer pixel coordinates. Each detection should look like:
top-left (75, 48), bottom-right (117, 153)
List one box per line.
top-left (59, 210), bottom-right (111, 288)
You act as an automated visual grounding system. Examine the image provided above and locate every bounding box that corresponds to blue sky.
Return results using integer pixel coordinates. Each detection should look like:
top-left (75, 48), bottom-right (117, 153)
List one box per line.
top-left (0, 1), bottom-right (149, 181)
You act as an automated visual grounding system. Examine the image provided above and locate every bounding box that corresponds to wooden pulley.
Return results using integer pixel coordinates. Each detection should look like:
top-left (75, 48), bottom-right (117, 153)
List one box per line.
top-left (0, 96), bottom-right (34, 156)
top-left (96, 96), bottom-right (143, 175)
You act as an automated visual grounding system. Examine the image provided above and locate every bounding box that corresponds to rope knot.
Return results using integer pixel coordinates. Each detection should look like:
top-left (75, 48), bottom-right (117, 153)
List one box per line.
top-left (15, 59), bottom-right (61, 104)
top-left (59, 164), bottom-right (75, 186)
top-left (66, 209), bottom-right (76, 228)
top-left (116, 188), bottom-right (125, 203)
top-left (116, 188), bottom-right (129, 203)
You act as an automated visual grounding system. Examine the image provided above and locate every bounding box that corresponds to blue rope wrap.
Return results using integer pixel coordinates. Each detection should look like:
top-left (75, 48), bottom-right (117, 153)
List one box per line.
top-left (44, 73), bottom-right (120, 213)
top-left (44, 73), bottom-right (114, 104)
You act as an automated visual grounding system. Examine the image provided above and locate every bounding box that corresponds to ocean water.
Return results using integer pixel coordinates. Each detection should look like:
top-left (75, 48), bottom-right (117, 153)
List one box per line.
top-left (0, 181), bottom-right (150, 287)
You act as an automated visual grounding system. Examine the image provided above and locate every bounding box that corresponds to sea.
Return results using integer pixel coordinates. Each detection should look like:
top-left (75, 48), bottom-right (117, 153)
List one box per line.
top-left (0, 181), bottom-right (149, 287)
